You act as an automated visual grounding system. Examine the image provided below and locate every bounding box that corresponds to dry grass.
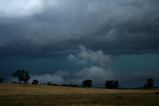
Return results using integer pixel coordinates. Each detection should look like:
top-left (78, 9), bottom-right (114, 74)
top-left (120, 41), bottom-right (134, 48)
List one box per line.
top-left (0, 84), bottom-right (159, 106)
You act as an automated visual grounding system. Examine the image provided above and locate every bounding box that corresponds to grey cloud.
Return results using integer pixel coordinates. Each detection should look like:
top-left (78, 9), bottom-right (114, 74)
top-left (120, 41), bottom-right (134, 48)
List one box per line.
top-left (28, 67), bottom-right (159, 87)
top-left (0, 0), bottom-right (159, 57)
top-left (27, 68), bottom-right (159, 87)
top-left (29, 46), bottom-right (115, 86)
top-left (30, 73), bottom-right (67, 84)
top-left (29, 66), bottom-right (116, 86)
top-left (6, 46), bottom-right (159, 87)
top-left (69, 45), bottom-right (111, 66)
top-left (0, 0), bottom-right (45, 17)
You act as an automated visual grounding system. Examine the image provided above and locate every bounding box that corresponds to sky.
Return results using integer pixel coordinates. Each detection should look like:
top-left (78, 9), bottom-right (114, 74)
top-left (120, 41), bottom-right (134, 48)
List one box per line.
top-left (0, 0), bottom-right (159, 87)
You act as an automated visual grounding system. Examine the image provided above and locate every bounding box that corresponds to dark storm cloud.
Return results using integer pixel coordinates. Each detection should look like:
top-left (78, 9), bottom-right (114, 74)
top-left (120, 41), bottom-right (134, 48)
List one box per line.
top-left (0, 0), bottom-right (159, 57)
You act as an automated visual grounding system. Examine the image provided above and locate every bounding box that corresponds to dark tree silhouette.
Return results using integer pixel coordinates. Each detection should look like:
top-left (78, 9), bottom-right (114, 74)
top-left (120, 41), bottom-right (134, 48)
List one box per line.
top-left (0, 77), bottom-right (3, 83)
top-left (105, 80), bottom-right (119, 89)
top-left (105, 80), bottom-right (112, 89)
top-left (82, 80), bottom-right (93, 88)
top-left (114, 80), bottom-right (119, 89)
top-left (12, 70), bottom-right (30, 84)
top-left (144, 78), bottom-right (154, 89)
top-left (32, 80), bottom-right (39, 85)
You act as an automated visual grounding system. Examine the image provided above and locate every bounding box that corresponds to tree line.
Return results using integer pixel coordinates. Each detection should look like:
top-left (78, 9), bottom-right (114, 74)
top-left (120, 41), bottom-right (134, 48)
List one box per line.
top-left (0, 69), bottom-right (155, 89)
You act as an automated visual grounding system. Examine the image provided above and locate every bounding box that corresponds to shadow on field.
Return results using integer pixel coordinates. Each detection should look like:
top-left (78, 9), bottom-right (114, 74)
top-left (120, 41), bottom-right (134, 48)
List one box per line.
top-left (0, 93), bottom-right (159, 106)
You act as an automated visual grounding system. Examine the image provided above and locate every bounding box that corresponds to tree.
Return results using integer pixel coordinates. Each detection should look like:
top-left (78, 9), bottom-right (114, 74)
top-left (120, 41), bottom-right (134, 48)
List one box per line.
top-left (82, 80), bottom-right (93, 88)
top-left (144, 78), bottom-right (154, 89)
top-left (0, 77), bottom-right (3, 83)
top-left (32, 80), bottom-right (39, 85)
top-left (105, 80), bottom-right (119, 89)
top-left (114, 80), bottom-right (119, 89)
top-left (12, 70), bottom-right (30, 84)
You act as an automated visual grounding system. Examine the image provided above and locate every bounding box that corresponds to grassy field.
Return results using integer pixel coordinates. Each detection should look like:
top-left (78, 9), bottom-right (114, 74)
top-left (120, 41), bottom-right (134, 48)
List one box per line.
top-left (0, 84), bottom-right (159, 106)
